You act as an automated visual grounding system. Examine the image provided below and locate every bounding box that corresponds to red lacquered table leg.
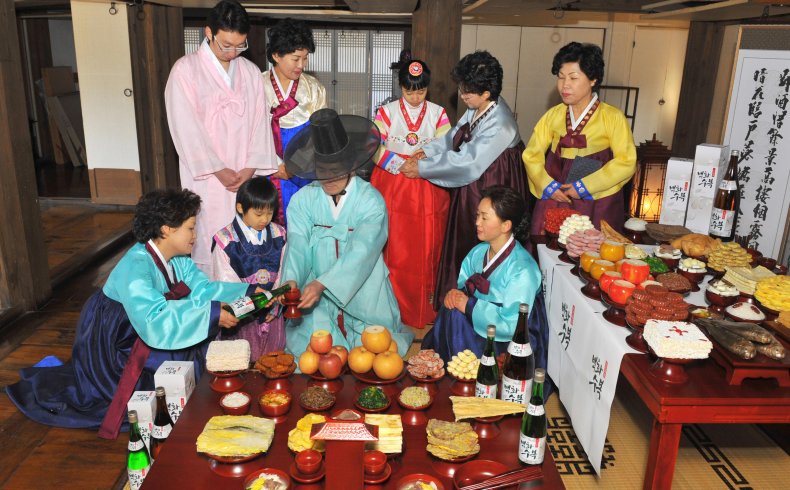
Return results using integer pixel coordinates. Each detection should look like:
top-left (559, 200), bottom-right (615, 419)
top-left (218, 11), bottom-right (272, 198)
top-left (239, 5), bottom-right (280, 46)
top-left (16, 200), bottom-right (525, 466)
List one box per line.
top-left (644, 421), bottom-right (682, 490)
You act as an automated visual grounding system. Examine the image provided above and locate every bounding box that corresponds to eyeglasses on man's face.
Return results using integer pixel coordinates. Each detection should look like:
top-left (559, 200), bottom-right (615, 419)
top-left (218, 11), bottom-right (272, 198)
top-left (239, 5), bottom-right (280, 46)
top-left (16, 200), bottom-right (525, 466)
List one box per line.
top-left (212, 36), bottom-right (249, 53)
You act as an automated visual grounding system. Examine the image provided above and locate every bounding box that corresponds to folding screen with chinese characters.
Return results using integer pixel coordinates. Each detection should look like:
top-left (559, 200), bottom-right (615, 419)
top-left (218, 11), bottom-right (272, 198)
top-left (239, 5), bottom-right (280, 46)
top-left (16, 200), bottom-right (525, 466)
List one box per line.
top-left (723, 27), bottom-right (790, 262)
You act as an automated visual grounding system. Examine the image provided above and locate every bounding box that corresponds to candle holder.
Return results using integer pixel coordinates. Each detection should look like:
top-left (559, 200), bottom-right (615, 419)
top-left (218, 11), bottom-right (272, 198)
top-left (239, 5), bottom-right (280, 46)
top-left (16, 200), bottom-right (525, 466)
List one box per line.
top-left (283, 288), bottom-right (302, 319)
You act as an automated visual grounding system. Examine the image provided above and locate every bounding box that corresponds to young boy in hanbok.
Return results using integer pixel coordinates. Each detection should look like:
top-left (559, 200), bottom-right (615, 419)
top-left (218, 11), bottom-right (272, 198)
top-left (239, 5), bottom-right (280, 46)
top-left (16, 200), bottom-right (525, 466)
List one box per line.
top-left (263, 18), bottom-right (327, 225)
top-left (279, 109), bottom-right (414, 357)
top-left (422, 186), bottom-right (547, 376)
top-left (7, 189), bottom-right (257, 437)
top-left (211, 177), bottom-right (286, 361)
top-left (370, 60), bottom-right (451, 329)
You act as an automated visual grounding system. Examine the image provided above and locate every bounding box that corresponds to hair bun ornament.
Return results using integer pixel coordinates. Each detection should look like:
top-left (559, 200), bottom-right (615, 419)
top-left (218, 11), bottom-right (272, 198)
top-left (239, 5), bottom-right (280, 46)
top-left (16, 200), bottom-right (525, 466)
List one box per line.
top-left (408, 62), bottom-right (423, 76)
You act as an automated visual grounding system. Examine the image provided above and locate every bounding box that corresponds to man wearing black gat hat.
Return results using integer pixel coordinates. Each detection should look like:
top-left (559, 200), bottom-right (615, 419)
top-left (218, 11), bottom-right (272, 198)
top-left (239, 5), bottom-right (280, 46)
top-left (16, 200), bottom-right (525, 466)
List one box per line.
top-left (279, 109), bottom-right (414, 356)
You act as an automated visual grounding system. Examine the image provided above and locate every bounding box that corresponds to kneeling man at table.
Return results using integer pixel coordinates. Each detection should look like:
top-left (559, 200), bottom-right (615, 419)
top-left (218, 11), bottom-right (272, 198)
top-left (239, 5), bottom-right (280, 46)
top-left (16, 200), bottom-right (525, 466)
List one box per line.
top-left (280, 109), bottom-right (414, 357)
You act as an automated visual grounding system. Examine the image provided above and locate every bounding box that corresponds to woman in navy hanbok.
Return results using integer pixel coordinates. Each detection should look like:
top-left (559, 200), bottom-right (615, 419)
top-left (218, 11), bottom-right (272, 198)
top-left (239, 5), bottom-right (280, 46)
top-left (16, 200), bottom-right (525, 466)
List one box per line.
top-left (423, 186), bottom-right (550, 392)
top-left (6, 190), bottom-right (253, 437)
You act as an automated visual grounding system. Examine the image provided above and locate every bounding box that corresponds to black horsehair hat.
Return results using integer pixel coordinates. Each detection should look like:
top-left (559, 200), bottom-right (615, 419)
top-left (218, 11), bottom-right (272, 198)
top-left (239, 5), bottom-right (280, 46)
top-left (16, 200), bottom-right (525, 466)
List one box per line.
top-left (283, 109), bottom-right (380, 181)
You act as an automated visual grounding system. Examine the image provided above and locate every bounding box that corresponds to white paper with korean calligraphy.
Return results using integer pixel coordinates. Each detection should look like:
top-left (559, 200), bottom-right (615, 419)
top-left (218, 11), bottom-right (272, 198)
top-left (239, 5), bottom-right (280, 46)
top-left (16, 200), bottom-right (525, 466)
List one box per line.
top-left (724, 49), bottom-right (790, 259)
top-left (545, 258), bottom-right (639, 475)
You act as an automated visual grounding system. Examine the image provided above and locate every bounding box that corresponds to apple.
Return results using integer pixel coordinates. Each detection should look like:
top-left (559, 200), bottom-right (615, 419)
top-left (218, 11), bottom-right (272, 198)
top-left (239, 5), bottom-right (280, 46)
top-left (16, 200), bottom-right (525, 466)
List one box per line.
top-left (298, 350), bottom-right (320, 375)
top-left (329, 345), bottom-right (348, 365)
top-left (621, 259), bottom-right (650, 285)
top-left (318, 353), bottom-right (343, 379)
top-left (608, 279), bottom-right (636, 305)
top-left (309, 330), bottom-right (333, 354)
top-left (599, 271), bottom-right (622, 295)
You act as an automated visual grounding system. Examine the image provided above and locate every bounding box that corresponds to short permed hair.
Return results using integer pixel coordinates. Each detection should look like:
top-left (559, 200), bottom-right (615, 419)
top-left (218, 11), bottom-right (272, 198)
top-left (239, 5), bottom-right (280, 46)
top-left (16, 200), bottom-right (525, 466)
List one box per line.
top-left (266, 18), bottom-right (316, 65)
top-left (452, 51), bottom-right (503, 101)
top-left (236, 176), bottom-right (279, 215)
top-left (207, 0), bottom-right (250, 36)
top-left (132, 189), bottom-right (201, 243)
top-left (551, 42), bottom-right (605, 91)
top-left (396, 60), bottom-right (431, 91)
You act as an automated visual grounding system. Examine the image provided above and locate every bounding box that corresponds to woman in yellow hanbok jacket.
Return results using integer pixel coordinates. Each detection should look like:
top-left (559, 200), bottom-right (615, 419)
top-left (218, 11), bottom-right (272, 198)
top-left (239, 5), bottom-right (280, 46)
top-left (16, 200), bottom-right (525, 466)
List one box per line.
top-left (523, 42), bottom-right (636, 236)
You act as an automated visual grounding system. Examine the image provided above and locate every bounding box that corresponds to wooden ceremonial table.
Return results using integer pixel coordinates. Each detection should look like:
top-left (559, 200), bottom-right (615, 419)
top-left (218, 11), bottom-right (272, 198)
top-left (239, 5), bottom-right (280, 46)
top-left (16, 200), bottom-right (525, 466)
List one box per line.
top-left (142, 371), bottom-right (565, 489)
top-left (620, 353), bottom-right (790, 490)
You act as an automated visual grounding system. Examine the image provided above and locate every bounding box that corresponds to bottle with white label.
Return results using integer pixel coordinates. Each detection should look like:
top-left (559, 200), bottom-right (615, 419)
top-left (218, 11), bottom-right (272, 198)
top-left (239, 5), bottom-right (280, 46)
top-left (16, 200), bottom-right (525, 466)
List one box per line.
top-left (475, 325), bottom-right (499, 399)
top-left (709, 150), bottom-right (740, 240)
top-left (223, 284), bottom-right (291, 320)
top-left (501, 303), bottom-right (535, 404)
top-left (519, 368), bottom-right (547, 465)
top-left (149, 386), bottom-right (174, 460)
top-left (127, 410), bottom-right (151, 490)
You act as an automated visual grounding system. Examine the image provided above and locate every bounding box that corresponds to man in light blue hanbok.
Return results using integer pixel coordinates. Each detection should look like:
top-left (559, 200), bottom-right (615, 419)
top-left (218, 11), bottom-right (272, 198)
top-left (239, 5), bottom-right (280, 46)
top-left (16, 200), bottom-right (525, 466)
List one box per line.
top-left (280, 109), bottom-right (414, 357)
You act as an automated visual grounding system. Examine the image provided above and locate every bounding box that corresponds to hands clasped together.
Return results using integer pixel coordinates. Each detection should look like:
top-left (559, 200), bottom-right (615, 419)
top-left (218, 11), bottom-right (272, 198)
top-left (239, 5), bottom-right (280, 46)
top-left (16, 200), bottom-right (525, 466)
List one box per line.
top-left (400, 149), bottom-right (426, 179)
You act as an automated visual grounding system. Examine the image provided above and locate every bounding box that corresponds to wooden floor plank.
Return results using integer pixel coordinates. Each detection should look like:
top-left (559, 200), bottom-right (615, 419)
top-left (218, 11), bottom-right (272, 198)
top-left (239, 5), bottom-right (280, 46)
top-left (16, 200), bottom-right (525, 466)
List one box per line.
top-left (0, 345), bottom-right (73, 385)
top-left (0, 408), bottom-right (53, 486)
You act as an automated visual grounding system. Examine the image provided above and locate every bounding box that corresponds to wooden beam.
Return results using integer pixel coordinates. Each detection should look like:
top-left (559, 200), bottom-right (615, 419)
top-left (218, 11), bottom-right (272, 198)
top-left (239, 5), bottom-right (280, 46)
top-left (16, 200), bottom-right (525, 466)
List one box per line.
top-left (671, 20), bottom-right (726, 158)
top-left (0, 0), bottom-right (51, 310)
top-left (127, 2), bottom-right (184, 192)
top-left (412, 0), bottom-right (462, 122)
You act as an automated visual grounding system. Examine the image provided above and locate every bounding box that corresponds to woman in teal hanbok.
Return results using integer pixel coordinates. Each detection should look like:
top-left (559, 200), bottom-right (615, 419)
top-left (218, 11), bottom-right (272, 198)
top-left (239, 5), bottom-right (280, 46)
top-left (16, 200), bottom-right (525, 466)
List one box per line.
top-left (280, 109), bottom-right (414, 357)
top-left (6, 190), bottom-right (254, 437)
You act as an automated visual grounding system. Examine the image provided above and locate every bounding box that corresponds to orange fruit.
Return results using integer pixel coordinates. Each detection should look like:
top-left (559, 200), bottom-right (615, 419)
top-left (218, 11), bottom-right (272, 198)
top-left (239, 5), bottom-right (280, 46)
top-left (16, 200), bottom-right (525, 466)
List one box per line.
top-left (361, 325), bottom-right (392, 354)
top-left (298, 351), bottom-right (320, 375)
top-left (348, 346), bottom-right (375, 373)
top-left (372, 351), bottom-right (404, 380)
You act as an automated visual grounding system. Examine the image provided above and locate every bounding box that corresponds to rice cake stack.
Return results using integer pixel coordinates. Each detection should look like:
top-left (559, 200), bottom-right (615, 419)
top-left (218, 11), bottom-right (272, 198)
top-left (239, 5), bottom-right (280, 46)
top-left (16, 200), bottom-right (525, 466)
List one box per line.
top-left (196, 415), bottom-right (275, 456)
top-left (643, 320), bottom-right (713, 359)
top-left (722, 266), bottom-right (775, 295)
top-left (425, 419), bottom-right (479, 460)
top-left (206, 339), bottom-right (250, 372)
top-left (364, 414), bottom-right (403, 454)
top-left (707, 242), bottom-right (751, 272)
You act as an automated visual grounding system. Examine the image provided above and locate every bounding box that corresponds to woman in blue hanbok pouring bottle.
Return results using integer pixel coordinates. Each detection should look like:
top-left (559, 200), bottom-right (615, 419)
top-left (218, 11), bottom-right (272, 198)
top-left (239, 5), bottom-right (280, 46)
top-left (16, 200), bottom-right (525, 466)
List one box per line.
top-left (6, 189), bottom-right (258, 438)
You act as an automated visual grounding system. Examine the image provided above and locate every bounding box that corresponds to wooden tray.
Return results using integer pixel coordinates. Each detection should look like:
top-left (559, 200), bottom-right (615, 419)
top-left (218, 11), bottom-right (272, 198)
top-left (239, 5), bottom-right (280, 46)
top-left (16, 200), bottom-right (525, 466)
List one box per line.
top-left (706, 329), bottom-right (790, 387)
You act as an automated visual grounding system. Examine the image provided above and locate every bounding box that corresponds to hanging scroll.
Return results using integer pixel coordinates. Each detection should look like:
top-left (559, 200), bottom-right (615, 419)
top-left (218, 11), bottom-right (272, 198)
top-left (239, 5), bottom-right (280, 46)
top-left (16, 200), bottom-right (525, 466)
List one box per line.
top-left (724, 41), bottom-right (790, 260)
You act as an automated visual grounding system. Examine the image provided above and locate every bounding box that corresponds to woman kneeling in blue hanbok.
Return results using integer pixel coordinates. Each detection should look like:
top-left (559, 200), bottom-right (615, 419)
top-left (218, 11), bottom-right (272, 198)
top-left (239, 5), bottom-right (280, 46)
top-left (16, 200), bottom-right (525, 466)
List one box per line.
top-left (6, 189), bottom-right (256, 437)
top-left (423, 186), bottom-right (550, 384)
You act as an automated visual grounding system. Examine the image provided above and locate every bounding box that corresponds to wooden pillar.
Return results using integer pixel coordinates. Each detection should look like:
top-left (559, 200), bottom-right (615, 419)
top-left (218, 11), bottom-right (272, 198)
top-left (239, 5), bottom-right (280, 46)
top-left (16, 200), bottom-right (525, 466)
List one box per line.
top-left (246, 23), bottom-right (268, 71)
top-left (412, 0), bottom-right (462, 122)
top-left (671, 21), bottom-right (726, 158)
top-left (0, 0), bottom-right (51, 312)
top-left (127, 2), bottom-right (184, 192)
top-left (16, 18), bottom-right (54, 161)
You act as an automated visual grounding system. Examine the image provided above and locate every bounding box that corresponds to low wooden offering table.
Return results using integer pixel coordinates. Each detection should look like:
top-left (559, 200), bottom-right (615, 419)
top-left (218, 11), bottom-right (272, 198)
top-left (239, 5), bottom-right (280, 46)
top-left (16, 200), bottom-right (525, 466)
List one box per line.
top-left (621, 353), bottom-right (790, 490)
top-left (142, 371), bottom-right (565, 489)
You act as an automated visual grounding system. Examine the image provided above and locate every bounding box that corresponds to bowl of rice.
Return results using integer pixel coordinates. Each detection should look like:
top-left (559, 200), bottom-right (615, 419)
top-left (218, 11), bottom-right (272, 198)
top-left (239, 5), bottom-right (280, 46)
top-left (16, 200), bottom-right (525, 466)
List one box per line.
top-left (219, 391), bottom-right (251, 415)
top-left (398, 386), bottom-right (432, 410)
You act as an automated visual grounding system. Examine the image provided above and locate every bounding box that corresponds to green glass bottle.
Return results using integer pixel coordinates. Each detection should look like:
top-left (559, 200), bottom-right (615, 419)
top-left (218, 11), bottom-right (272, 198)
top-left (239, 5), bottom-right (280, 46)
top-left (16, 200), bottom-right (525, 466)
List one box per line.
top-left (223, 284), bottom-right (292, 320)
top-left (127, 410), bottom-right (151, 490)
top-left (518, 368), bottom-right (547, 465)
top-left (501, 303), bottom-right (535, 405)
top-left (475, 325), bottom-right (499, 399)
